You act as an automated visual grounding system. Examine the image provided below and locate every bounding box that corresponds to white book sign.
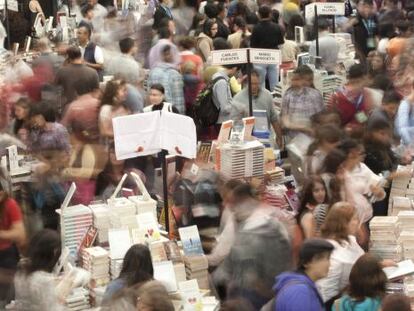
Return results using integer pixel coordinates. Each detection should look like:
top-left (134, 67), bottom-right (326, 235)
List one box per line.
top-left (305, 2), bottom-right (345, 18)
top-left (249, 48), bottom-right (281, 65)
top-left (211, 49), bottom-right (248, 66)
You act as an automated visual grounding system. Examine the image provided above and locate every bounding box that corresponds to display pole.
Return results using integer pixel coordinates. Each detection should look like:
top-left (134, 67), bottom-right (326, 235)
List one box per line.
top-left (162, 154), bottom-right (170, 233)
top-left (332, 15), bottom-right (336, 33)
top-left (4, 0), bottom-right (10, 49)
top-left (247, 49), bottom-right (253, 117)
top-left (314, 5), bottom-right (319, 57)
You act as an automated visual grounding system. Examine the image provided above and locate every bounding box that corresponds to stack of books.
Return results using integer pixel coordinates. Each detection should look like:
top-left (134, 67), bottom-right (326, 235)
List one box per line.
top-left (82, 247), bottom-right (110, 286)
top-left (129, 195), bottom-right (158, 219)
top-left (108, 197), bottom-right (137, 230)
top-left (370, 216), bottom-right (401, 261)
top-left (89, 286), bottom-right (106, 308)
top-left (390, 197), bottom-right (413, 216)
top-left (65, 287), bottom-right (90, 310)
top-left (263, 184), bottom-right (290, 210)
top-left (216, 140), bottom-right (264, 182)
top-left (398, 211), bottom-right (414, 261)
top-left (266, 167), bottom-right (285, 185)
top-left (110, 257), bottom-right (123, 280)
top-left (183, 255), bottom-right (209, 290)
top-left (89, 203), bottom-right (110, 245)
top-left (60, 204), bottom-right (93, 259)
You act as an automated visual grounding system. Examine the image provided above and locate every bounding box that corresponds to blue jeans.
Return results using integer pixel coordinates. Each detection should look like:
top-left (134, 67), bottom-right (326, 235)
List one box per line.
top-left (254, 63), bottom-right (279, 91)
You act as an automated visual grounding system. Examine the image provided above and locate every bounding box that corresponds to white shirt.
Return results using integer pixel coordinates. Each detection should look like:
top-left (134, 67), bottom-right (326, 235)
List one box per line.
top-left (317, 236), bottom-right (365, 302)
top-left (79, 43), bottom-right (104, 65)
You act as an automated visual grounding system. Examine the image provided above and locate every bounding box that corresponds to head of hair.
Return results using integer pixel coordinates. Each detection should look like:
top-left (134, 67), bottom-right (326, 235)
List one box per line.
top-left (29, 101), bottom-right (56, 122)
top-left (213, 37), bottom-right (231, 50)
top-left (358, 0), bottom-right (374, 5)
top-left (321, 202), bottom-right (355, 243)
top-left (101, 79), bottom-right (127, 106)
top-left (119, 244), bottom-right (154, 287)
top-left (203, 18), bottom-right (217, 37)
top-left (381, 294), bottom-right (411, 311)
top-left (318, 18), bottom-right (330, 31)
top-left (159, 17), bottom-right (173, 30)
top-left (320, 148), bottom-right (347, 174)
top-left (371, 75), bottom-right (393, 91)
top-left (382, 89), bottom-right (402, 105)
top-left (258, 5), bottom-right (271, 19)
top-left (81, 4), bottom-right (94, 17)
top-left (311, 124), bottom-right (343, 150)
top-left (219, 298), bottom-right (255, 311)
top-left (297, 176), bottom-right (327, 219)
top-left (24, 229), bottom-right (61, 274)
top-left (79, 24), bottom-right (92, 38)
top-left (378, 23), bottom-right (395, 39)
top-left (231, 183), bottom-right (257, 205)
top-left (297, 238), bottom-right (334, 271)
top-left (286, 14), bottom-right (305, 40)
top-left (135, 281), bottom-right (174, 311)
top-left (293, 65), bottom-right (314, 77)
top-left (159, 26), bottom-right (172, 39)
top-left (348, 253), bottom-right (387, 300)
top-left (347, 64), bottom-right (367, 80)
top-left (367, 118), bottom-right (392, 133)
top-left (119, 37), bottom-right (135, 54)
top-left (311, 110), bottom-right (342, 128)
top-left (161, 44), bottom-right (172, 60)
top-left (66, 46), bottom-right (82, 61)
top-left (191, 13), bottom-right (205, 30)
top-left (150, 83), bottom-right (165, 94)
top-left (102, 287), bottom-right (137, 311)
top-left (338, 138), bottom-right (362, 156)
top-left (271, 9), bottom-right (280, 23)
top-left (217, 2), bottom-right (226, 14)
top-left (177, 36), bottom-right (195, 50)
top-left (233, 16), bottom-right (247, 31)
top-left (396, 19), bottom-right (410, 33)
top-left (204, 3), bottom-right (218, 18)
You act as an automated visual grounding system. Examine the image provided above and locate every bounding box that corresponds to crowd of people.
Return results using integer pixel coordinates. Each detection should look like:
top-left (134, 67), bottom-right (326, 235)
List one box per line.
top-left (2, 0), bottom-right (414, 310)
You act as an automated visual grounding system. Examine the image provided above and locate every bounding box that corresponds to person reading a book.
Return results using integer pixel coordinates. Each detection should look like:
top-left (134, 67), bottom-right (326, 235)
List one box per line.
top-left (333, 254), bottom-right (387, 311)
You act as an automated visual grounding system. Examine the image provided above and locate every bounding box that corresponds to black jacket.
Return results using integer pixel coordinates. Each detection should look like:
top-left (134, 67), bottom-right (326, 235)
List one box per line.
top-left (250, 20), bottom-right (284, 49)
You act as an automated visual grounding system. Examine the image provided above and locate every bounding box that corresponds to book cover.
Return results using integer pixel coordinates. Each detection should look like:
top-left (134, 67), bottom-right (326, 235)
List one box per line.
top-left (179, 225), bottom-right (204, 256)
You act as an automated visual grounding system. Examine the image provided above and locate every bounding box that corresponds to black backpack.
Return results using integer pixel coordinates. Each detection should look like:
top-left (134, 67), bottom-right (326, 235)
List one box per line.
top-left (192, 76), bottom-right (226, 128)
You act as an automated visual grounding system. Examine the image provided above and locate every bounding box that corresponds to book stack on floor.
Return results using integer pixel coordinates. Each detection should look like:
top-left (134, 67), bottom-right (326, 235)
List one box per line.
top-left (179, 225), bottom-right (209, 290)
top-left (266, 167), bottom-right (285, 185)
top-left (89, 203), bottom-right (111, 245)
top-left (65, 287), bottom-right (90, 310)
top-left (60, 204), bottom-right (93, 259)
top-left (82, 246), bottom-right (110, 287)
top-left (370, 216), bottom-right (401, 261)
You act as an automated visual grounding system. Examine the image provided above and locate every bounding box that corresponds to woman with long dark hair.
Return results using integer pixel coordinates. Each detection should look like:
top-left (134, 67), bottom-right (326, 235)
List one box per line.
top-left (102, 244), bottom-right (154, 304)
top-left (14, 229), bottom-right (63, 311)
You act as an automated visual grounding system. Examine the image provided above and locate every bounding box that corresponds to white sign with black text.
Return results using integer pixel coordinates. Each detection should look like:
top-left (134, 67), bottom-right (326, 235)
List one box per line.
top-left (305, 2), bottom-right (345, 18)
top-left (249, 48), bottom-right (281, 65)
top-left (211, 49), bottom-right (248, 66)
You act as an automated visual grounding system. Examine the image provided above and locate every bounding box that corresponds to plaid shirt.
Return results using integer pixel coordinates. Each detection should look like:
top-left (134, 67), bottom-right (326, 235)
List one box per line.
top-left (148, 62), bottom-right (185, 114)
top-left (281, 86), bottom-right (324, 138)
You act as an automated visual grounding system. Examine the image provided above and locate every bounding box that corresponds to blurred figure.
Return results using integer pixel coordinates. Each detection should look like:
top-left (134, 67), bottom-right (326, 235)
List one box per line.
top-left (0, 177), bottom-right (26, 308)
top-left (88, 0), bottom-right (107, 30)
top-left (148, 24), bottom-right (181, 70)
top-left (102, 244), bottom-right (153, 304)
top-left (196, 19), bottom-right (218, 62)
top-left (144, 84), bottom-right (179, 113)
top-left (55, 46), bottom-right (99, 107)
top-left (381, 293), bottom-right (412, 311)
top-left (148, 45), bottom-right (185, 114)
top-left (79, 4), bottom-right (95, 30)
top-left (153, 0), bottom-right (174, 31)
top-left (367, 89), bottom-right (401, 134)
top-left (213, 183), bottom-right (292, 309)
top-left (334, 254), bottom-right (387, 310)
top-left (219, 298), bottom-right (255, 311)
top-left (77, 24), bottom-right (104, 80)
top-left (99, 79), bottom-right (131, 139)
top-left (227, 17), bottom-right (250, 49)
top-left (395, 80), bottom-right (414, 146)
top-left (9, 97), bottom-right (31, 143)
top-left (135, 280), bottom-right (174, 311)
top-left (14, 229), bottom-right (64, 311)
top-left (271, 239), bottom-right (334, 311)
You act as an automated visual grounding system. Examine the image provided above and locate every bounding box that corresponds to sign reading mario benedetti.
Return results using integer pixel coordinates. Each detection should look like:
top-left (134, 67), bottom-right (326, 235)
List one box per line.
top-left (249, 49), bottom-right (281, 65)
top-left (211, 49), bottom-right (248, 65)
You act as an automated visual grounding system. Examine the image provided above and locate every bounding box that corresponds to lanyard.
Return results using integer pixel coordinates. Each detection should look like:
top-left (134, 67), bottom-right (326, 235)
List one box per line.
top-left (362, 18), bottom-right (374, 37)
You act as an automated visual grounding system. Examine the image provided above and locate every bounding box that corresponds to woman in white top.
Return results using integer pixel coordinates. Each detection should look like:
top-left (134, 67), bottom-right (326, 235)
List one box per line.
top-left (317, 202), bottom-right (364, 309)
top-left (339, 139), bottom-right (386, 249)
top-left (99, 79), bottom-right (131, 138)
top-left (144, 83), bottom-right (178, 113)
top-left (14, 230), bottom-right (68, 311)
